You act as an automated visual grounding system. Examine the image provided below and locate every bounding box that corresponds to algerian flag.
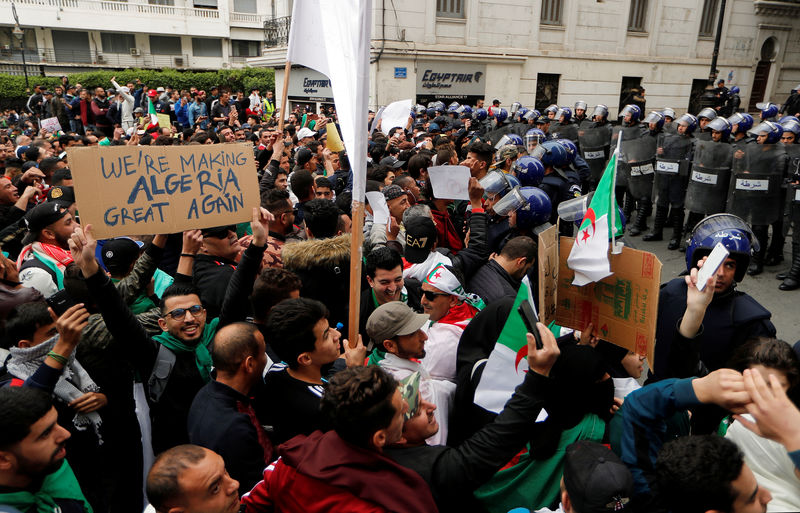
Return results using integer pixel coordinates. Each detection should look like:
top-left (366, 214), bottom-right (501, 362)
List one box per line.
top-left (566, 138), bottom-right (624, 286)
top-left (147, 97), bottom-right (159, 129)
top-left (473, 277), bottom-right (535, 414)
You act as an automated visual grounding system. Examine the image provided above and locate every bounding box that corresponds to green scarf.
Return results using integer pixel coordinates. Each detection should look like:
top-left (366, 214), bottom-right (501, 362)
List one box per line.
top-left (153, 317), bottom-right (220, 382)
top-left (0, 460), bottom-right (93, 513)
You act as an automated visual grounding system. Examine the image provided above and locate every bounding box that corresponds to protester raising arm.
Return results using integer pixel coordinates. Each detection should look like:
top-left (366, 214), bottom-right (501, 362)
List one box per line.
top-left (20, 303), bottom-right (90, 391)
top-left (175, 229), bottom-right (203, 282)
top-left (217, 207), bottom-right (271, 328)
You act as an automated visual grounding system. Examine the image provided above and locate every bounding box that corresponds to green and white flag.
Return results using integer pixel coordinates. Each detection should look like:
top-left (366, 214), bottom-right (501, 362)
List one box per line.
top-left (566, 137), bottom-right (624, 286)
top-left (473, 277), bottom-right (535, 414)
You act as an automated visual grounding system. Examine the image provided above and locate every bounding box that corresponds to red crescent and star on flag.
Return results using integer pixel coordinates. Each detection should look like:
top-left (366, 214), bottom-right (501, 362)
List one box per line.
top-left (579, 208), bottom-right (597, 244)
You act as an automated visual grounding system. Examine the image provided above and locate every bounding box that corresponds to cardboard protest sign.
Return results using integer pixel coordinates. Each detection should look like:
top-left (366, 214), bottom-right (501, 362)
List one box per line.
top-left (40, 117), bottom-right (62, 133)
top-left (427, 165), bottom-right (470, 200)
top-left (537, 225), bottom-right (559, 326)
top-left (556, 237), bottom-right (661, 366)
top-left (66, 143), bottom-right (259, 239)
top-left (156, 114), bottom-right (172, 130)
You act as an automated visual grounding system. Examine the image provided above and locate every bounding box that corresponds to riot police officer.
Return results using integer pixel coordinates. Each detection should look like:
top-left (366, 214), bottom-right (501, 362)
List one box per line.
top-left (777, 117), bottom-right (800, 289)
top-left (578, 105), bottom-right (613, 191)
top-left (725, 86), bottom-right (741, 117)
top-left (727, 120), bottom-right (787, 275)
top-left (695, 107), bottom-right (717, 141)
top-left (573, 100), bottom-right (588, 125)
top-left (645, 113), bottom-right (696, 249)
top-left (532, 140), bottom-right (581, 234)
top-left (550, 107), bottom-right (579, 142)
top-left (479, 170), bottom-right (522, 252)
top-left (662, 108), bottom-right (677, 134)
top-left (757, 102), bottom-right (779, 122)
top-left (626, 111), bottom-right (661, 236)
top-left (727, 112), bottom-right (754, 148)
top-left (683, 117), bottom-right (734, 247)
top-left (653, 214), bottom-right (775, 383)
top-left (613, 104), bottom-right (645, 227)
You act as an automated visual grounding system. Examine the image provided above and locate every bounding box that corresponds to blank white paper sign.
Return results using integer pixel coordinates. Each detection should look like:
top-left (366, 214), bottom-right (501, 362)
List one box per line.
top-left (428, 165), bottom-right (471, 201)
top-left (365, 191), bottom-right (390, 225)
top-left (379, 99), bottom-right (413, 136)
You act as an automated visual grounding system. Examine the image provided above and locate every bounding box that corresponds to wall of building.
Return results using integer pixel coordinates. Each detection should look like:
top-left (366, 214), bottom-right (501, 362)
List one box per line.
top-left (257, 0), bottom-right (800, 115)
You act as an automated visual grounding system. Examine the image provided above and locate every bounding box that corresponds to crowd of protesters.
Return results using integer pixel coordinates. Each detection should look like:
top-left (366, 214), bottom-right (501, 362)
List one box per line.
top-left (0, 75), bottom-right (800, 513)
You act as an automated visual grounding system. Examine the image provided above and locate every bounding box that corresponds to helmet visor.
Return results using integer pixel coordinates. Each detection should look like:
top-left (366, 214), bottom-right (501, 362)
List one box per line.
top-left (494, 134), bottom-right (516, 149)
top-left (643, 111), bottom-right (664, 125)
top-left (492, 186), bottom-right (526, 217)
top-left (591, 105), bottom-right (608, 119)
top-left (555, 108), bottom-right (570, 121)
top-left (620, 105), bottom-right (638, 118)
top-left (574, 101), bottom-right (587, 111)
top-left (727, 112), bottom-right (746, 125)
top-left (691, 214), bottom-right (759, 253)
top-left (747, 121), bottom-right (776, 138)
top-left (706, 117), bottom-right (730, 133)
top-left (697, 108), bottom-right (717, 120)
top-left (479, 171), bottom-right (513, 196)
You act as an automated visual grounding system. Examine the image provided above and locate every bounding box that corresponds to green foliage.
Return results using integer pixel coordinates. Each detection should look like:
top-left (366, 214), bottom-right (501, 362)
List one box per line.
top-left (0, 67), bottom-right (274, 108)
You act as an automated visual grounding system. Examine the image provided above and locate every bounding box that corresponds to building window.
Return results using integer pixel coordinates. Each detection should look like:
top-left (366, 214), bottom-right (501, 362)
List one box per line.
top-left (436, 0), bottom-right (464, 19)
top-left (233, 0), bottom-right (256, 12)
top-left (148, 0), bottom-right (174, 5)
top-left (698, 0), bottom-right (719, 37)
top-left (192, 38), bottom-right (222, 57)
top-left (232, 40), bottom-right (261, 57)
top-left (150, 35), bottom-right (181, 55)
top-left (193, 0), bottom-right (217, 8)
top-left (101, 33), bottom-right (136, 54)
top-left (51, 30), bottom-right (91, 63)
top-left (628, 0), bottom-right (648, 32)
top-left (619, 76), bottom-right (643, 113)
top-left (535, 73), bottom-right (560, 111)
top-left (540, 0), bottom-right (562, 26)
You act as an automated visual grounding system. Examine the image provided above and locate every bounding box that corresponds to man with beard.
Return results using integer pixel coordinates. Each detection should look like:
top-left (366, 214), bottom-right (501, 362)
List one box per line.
top-left (0, 386), bottom-right (92, 513)
top-left (17, 202), bottom-right (80, 297)
top-left (90, 87), bottom-right (111, 138)
top-left (73, 208), bottom-right (271, 453)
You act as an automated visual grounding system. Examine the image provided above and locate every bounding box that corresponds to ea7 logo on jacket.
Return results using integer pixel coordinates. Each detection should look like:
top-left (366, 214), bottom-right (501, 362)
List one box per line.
top-left (406, 235), bottom-right (427, 248)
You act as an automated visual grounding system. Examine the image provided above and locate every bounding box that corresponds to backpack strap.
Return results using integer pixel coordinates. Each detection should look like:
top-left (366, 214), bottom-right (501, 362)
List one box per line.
top-left (147, 344), bottom-right (177, 404)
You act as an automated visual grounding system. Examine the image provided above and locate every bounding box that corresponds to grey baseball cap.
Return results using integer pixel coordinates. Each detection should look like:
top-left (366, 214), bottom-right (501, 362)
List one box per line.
top-left (366, 302), bottom-right (429, 344)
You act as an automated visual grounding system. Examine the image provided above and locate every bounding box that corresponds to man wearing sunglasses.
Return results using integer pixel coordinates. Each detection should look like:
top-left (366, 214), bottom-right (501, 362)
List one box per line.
top-left (71, 208), bottom-right (271, 454)
top-left (192, 225), bottom-right (243, 319)
top-left (419, 264), bottom-right (484, 382)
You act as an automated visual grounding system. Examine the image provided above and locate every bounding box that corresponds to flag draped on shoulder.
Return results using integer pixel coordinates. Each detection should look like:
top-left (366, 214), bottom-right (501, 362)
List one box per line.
top-left (473, 278), bottom-right (534, 414)
top-left (287, 0), bottom-right (371, 203)
top-left (566, 141), bottom-right (624, 286)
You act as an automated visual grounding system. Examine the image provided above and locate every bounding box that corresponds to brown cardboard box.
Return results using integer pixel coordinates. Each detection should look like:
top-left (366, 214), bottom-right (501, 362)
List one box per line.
top-left (556, 237), bottom-right (661, 366)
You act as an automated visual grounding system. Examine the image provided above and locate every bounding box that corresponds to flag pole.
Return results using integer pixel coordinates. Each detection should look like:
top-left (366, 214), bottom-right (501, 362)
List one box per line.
top-left (348, 200), bottom-right (364, 349)
top-left (611, 131), bottom-right (624, 254)
top-left (277, 60), bottom-right (291, 133)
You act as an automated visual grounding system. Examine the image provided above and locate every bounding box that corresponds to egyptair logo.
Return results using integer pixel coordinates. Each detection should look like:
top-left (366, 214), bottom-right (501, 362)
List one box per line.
top-left (474, 72), bottom-right (483, 83)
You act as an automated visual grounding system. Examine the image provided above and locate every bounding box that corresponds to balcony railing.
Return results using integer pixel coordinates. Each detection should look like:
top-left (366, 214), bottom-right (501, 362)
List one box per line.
top-left (0, 47), bottom-right (192, 67)
top-left (264, 15), bottom-right (290, 48)
top-left (0, 0), bottom-right (220, 19)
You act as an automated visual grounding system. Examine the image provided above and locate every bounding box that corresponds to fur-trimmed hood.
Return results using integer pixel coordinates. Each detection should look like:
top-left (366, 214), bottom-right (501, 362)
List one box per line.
top-left (281, 233), bottom-right (351, 271)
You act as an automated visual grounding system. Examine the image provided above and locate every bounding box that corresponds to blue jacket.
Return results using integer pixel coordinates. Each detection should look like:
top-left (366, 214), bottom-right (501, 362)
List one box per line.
top-left (187, 101), bottom-right (208, 129)
top-left (175, 101), bottom-right (190, 126)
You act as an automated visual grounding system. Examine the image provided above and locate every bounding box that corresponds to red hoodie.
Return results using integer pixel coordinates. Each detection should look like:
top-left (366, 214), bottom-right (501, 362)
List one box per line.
top-left (430, 208), bottom-right (463, 254)
top-left (241, 430), bottom-right (438, 513)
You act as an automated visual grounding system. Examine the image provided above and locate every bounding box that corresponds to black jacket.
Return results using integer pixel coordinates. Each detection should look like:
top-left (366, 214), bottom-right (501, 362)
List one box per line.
top-left (652, 277), bottom-right (775, 381)
top-left (467, 259), bottom-right (520, 305)
top-left (282, 234), bottom-right (351, 332)
top-left (385, 370), bottom-right (551, 513)
top-left (188, 380), bottom-right (271, 493)
top-left (86, 242), bottom-right (265, 453)
top-left (193, 254), bottom-right (237, 319)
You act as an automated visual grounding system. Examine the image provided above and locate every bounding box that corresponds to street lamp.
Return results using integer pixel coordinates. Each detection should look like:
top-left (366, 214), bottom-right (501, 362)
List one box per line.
top-left (11, 3), bottom-right (30, 92)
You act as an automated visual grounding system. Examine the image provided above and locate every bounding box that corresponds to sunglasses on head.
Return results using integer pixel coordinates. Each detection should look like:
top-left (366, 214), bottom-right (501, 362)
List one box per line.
top-left (164, 304), bottom-right (204, 321)
top-left (422, 290), bottom-right (450, 301)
